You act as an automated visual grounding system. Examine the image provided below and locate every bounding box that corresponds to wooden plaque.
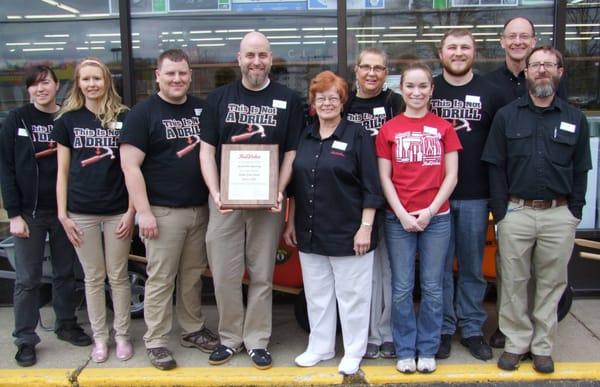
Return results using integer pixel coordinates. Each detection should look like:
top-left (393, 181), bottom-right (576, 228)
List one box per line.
top-left (220, 144), bottom-right (279, 209)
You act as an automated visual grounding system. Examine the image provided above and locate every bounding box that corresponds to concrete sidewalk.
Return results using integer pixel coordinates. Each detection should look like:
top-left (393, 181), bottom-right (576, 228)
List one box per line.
top-left (0, 299), bottom-right (599, 386)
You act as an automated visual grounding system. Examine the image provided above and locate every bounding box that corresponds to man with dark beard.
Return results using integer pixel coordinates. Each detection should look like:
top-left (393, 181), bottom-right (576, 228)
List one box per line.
top-left (431, 28), bottom-right (505, 361)
top-left (482, 46), bottom-right (591, 374)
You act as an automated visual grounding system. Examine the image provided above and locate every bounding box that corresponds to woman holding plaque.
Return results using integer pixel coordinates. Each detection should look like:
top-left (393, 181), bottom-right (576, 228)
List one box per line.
top-left (283, 70), bottom-right (384, 376)
top-left (54, 57), bottom-right (134, 363)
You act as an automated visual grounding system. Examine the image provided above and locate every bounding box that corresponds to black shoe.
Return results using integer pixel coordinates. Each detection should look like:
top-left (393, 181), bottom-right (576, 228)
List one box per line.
top-left (209, 344), bottom-right (242, 366)
top-left (436, 334), bottom-right (452, 359)
top-left (532, 354), bottom-right (554, 373)
top-left (489, 328), bottom-right (505, 349)
top-left (15, 344), bottom-right (36, 367)
top-left (55, 323), bottom-right (92, 347)
top-left (497, 351), bottom-right (523, 371)
top-left (248, 348), bottom-right (272, 370)
top-left (460, 336), bottom-right (493, 361)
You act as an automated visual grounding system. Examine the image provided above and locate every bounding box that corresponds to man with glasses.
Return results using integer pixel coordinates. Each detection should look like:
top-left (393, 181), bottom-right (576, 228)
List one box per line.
top-left (200, 31), bottom-right (304, 370)
top-left (343, 47), bottom-right (402, 360)
top-left (482, 46), bottom-right (590, 373)
top-left (431, 28), bottom-right (506, 362)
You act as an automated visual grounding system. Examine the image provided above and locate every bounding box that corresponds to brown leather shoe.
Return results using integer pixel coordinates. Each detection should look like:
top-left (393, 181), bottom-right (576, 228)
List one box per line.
top-left (532, 354), bottom-right (554, 373)
top-left (497, 351), bottom-right (523, 371)
top-left (489, 328), bottom-right (505, 349)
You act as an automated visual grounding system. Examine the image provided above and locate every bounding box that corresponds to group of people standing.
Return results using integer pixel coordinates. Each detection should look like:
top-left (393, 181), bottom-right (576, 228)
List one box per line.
top-left (0, 16), bottom-right (589, 378)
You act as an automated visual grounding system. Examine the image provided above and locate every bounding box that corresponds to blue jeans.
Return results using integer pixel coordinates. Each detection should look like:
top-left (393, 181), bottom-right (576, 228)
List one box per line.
top-left (13, 210), bottom-right (80, 347)
top-left (385, 211), bottom-right (450, 359)
top-left (441, 199), bottom-right (489, 338)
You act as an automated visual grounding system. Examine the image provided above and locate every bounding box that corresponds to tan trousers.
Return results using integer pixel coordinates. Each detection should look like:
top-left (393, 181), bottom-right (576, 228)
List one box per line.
top-left (497, 202), bottom-right (578, 356)
top-left (206, 201), bottom-right (285, 350)
top-left (142, 205), bottom-right (209, 349)
top-left (69, 212), bottom-right (131, 343)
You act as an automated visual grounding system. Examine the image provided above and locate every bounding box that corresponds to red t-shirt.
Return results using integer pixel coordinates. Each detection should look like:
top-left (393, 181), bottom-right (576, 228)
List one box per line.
top-left (376, 112), bottom-right (462, 214)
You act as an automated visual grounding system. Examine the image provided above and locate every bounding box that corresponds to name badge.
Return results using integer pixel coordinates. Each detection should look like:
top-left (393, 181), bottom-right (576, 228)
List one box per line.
top-left (423, 126), bottom-right (438, 135)
top-left (332, 140), bottom-right (347, 151)
top-left (194, 108), bottom-right (203, 116)
top-left (273, 99), bottom-right (287, 109)
top-left (17, 128), bottom-right (28, 137)
top-left (465, 95), bottom-right (481, 104)
top-left (560, 121), bottom-right (575, 133)
top-left (373, 107), bottom-right (386, 116)
top-left (109, 121), bottom-right (123, 129)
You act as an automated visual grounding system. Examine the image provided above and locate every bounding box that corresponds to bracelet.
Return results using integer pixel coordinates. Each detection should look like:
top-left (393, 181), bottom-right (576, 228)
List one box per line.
top-left (427, 207), bottom-right (433, 217)
top-left (361, 221), bottom-right (372, 227)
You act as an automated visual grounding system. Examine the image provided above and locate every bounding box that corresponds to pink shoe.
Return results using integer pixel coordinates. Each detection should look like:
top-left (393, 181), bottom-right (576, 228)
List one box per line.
top-left (91, 342), bottom-right (108, 363)
top-left (115, 338), bottom-right (133, 361)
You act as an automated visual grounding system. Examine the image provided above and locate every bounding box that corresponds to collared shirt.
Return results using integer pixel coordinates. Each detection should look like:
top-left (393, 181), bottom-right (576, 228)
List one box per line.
top-left (291, 119), bottom-right (384, 257)
top-left (485, 62), bottom-right (567, 104)
top-left (482, 93), bottom-right (591, 221)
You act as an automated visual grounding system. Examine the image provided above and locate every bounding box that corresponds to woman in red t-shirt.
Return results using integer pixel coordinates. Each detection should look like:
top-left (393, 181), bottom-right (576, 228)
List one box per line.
top-left (375, 62), bottom-right (461, 374)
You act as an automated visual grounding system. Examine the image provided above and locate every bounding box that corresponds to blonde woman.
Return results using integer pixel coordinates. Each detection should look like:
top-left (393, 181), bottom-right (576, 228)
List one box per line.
top-left (54, 58), bottom-right (134, 363)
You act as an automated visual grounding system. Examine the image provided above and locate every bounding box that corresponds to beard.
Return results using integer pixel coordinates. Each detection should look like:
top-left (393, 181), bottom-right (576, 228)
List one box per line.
top-left (528, 75), bottom-right (560, 98)
top-left (442, 58), bottom-right (474, 77)
top-left (242, 65), bottom-right (271, 89)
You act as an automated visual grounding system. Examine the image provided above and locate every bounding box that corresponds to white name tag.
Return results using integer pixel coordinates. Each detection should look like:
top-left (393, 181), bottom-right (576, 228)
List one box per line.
top-left (17, 128), bottom-right (28, 137)
top-left (465, 95), bottom-right (481, 103)
top-left (273, 99), bottom-right (287, 109)
top-left (109, 121), bottom-right (123, 129)
top-left (423, 126), bottom-right (438, 135)
top-left (194, 108), bottom-right (203, 116)
top-left (373, 106), bottom-right (386, 116)
top-left (332, 140), bottom-right (347, 151)
top-left (560, 121), bottom-right (576, 133)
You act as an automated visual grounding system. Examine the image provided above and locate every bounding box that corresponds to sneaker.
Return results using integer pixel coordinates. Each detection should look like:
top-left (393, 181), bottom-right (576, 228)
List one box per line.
top-left (489, 328), bottom-right (505, 349)
top-left (55, 323), bottom-right (92, 347)
top-left (460, 336), bottom-right (493, 361)
top-left (417, 357), bottom-right (436, 373)
top-left (436, 334), bottom-right (452, 359)
top-left (115, 338), bottom-right (134, 361)
top-left (180, 327), bottom-right (219, 353)
top-left (209, 344), bottom-right (242, 366)
top-left (532, 354), bottom-right (554, 374)
top-left (295, 351), bottom-right (335, 367)
top-left (497, 351), bottom-right (523, 371)
top-left (380, 342), bottom-right (396, 358)
top-left (147, 347), bottom-right (177, 371)
top-left (15, 344), bottom-right (36, 367)
top-left (91, 341), bottom-right (108, 363)
top-left (248, 348), bottom-right (272, 370)
top-left (363, 343), bottom-right (379, 359)
top-left (338, 356), bottom-right (361, 375)
top-left (396, 357), bottom-right (416, 374)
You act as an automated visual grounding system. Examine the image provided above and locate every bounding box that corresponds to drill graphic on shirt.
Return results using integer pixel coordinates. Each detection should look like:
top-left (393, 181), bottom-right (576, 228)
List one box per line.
top-left (225, 103), bottom-right (278, 142)
top-left (430, 96), bottom-right (482, 133)
top-left (73, 126), bottom-right (119, 167)
top-left (30, 124), bottom-right (57, 158)
top-left (162, 116), bottom-right (202, 158)
top-left (394, 132), bottom-right (442, 166)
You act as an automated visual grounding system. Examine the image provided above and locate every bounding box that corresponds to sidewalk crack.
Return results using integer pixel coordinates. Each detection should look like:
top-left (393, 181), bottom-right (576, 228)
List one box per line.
top-left (68, 356), bottom-right (91, 387)
top-left (570, 311), bottom-right (600, 343)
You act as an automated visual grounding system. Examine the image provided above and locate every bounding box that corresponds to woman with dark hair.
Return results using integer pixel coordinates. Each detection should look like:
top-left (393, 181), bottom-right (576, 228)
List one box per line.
top-left (54, 57), bottom-right (134, 363)
top-left (283, 70), bottom-right (384, 375)
top-left (0, 66), bottom-right (92, 367)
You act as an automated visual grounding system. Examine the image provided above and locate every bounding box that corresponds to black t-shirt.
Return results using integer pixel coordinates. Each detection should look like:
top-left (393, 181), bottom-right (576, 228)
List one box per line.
top-left (431, 74), bottom-right (506, 200)
top-left (344, 90), bottom-right (402, 137)
top-left (201, 80), bottom-right (304, 169)
top-left (24, 104), bottom-right (58, 210)
top-left (120, 94), bottom-right (209, 207)
top-left (52, 108), bottom-right (128, 215)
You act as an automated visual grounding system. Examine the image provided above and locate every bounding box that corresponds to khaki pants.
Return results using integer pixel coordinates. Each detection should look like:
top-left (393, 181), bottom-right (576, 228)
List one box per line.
top-left (206, 201), bottom-right (285, 349)
top-left (497, 202), bottom-right (578, 356)
top-left (143, 205), bottom-right (209, 349)
top-left (70, 212), bottom-right (131, 343)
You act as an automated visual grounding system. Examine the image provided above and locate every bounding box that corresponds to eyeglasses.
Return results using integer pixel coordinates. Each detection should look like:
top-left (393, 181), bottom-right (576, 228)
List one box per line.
top-left (357, 64), bottom-right (387, 73)
top-left (503, 33), bottom-right (533, 41)
top-left (315, 96), bottom-right (341, 105)
top-left (528, 61), bottom-right (559, 70)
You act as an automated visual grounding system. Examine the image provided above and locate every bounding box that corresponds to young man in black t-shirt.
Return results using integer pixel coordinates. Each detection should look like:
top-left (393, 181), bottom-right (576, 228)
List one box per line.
top-left (431, 29), bottom-right (505, 362)
top-left (0, 66), bottom-right (91, 367)
top-left (200, 32), bottom-right (303, 370)
top-left (120, 49), bottom-right (218, 371)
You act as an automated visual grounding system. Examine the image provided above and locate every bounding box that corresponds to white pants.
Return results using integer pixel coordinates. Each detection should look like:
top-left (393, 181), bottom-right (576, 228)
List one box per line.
top-left (368, 232), bottom-right (393, 345)
top-left (299, 251), bottom-right (373, 360)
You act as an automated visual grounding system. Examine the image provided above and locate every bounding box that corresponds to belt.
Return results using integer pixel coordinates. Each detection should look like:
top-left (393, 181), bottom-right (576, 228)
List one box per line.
top-left (509, 196), bottom-right (568, 209)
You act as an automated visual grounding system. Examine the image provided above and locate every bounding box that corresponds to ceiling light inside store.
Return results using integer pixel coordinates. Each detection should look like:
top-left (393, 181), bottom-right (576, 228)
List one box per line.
top-left (303, 41), bottom-right (326, 44)
top-left (566, 37), bottom-right (592, 40)
top-left (476, 24), bottom-right (503, 28)
top-left (431, 25), bottom-right (473, 29)
top-left (348, 27), bottom-right (385, 30)
top-left (267, 35), bottom-right (302, 39)
top-left (304, 35), bottom-right (337, 38)
top-left (190, 38), bottom-right (223, 41)
top-left (356, 34), bottom-right (379, 37)
top-left (389, 26), bottom-right (417, 29)
top-left (33, 41), bottom-right (66, 45)
top-left (76, 47), bottom-right (89, 50)
top-left (271, 41), bottom-right (301, 45)
top-left (80, 13), bottom-right (110, 17)
top-left (567, 23), bottom-right (600, 27)
top-left (41, 0), bottom-right (79, 14)
top-left (196, 43), bottom-right (226, 47)
top-left (358, 40), bottom-right (377, 44)
top-left (45, 34), bottom-right (69, 37)
top-left (383, 33), bottom-right (417, 37)
top-left (380, 40), bottom-right (412, 43)
top-left (7, 16), bottom-right (23, 19)
top-left (415, 39), bottom-right (440, 43)
top-left (90, 40), bottom-right (106, 44)
top-left (88, 33), bottom-right (120, 37)
top-left (91, 46), bottom-right (104, 50)
top-left (25, 14), bottom-right (76, 18)
top-left (259, 28), bottom-right (298, 32)
top-left (23, 47), bottom-right (54, 51)
top-left (6, 42), bottom-right (31, 46)
top-left (190, 30), bottom-right (212, 34)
